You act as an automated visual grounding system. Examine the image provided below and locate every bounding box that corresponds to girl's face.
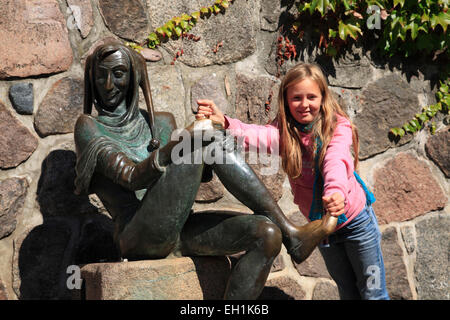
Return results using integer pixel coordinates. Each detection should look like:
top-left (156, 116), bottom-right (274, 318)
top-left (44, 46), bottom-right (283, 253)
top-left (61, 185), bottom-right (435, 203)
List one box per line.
top-left (286, 78), bottom-right (322, 125)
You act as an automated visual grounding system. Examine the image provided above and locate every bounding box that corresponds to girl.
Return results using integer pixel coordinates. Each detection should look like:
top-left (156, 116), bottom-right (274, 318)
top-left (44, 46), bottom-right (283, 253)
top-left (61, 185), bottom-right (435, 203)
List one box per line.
top-left (196, 63), bottom-right (390, 300)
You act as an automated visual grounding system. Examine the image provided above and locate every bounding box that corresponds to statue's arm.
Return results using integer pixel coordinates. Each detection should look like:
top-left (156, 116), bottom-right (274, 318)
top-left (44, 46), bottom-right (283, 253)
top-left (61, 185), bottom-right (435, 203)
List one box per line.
top-left (75, 115), bottom-right (169, 191)
top-left (97, 148), bottom-right (165, 191)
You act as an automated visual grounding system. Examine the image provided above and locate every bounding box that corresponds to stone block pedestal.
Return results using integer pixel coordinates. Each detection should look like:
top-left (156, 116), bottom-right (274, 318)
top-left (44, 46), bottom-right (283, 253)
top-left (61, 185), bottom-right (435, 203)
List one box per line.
top-left (81, 257), bottom-right (231, 300)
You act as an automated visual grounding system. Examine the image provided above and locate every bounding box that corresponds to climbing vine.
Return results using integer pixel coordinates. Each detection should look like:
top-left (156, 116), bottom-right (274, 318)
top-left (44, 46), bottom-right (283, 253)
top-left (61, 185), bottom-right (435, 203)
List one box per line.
top-left (126, 0), bottom-right (234, 51)
top-left (290, 0), bottom-right (449, 136)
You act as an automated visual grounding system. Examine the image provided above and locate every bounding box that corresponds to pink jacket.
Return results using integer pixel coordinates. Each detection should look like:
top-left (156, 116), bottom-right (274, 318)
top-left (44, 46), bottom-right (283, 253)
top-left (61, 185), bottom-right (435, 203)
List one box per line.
top-left (224, 114), bottom-right (366, 229)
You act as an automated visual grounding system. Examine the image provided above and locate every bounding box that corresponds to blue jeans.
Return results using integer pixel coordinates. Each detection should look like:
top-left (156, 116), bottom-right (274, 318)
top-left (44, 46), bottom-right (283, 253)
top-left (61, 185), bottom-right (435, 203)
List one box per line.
top-left (319, 204), bottom-right (390, 300)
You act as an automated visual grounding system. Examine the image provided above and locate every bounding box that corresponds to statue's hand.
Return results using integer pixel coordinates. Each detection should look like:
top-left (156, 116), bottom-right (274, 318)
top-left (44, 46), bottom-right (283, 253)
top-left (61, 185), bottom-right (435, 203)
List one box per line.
top-left (148, 138), bottom-right (160, 151)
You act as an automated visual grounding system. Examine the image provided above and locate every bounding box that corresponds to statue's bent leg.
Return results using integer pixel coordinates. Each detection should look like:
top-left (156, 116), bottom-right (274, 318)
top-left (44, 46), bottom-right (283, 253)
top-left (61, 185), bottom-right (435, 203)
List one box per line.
top-left (118, 161), bottom-right (204, 260)
top-left (210, 134), bottom-right (336, 263)
top-left (180, 211), bottom-right (282, 300)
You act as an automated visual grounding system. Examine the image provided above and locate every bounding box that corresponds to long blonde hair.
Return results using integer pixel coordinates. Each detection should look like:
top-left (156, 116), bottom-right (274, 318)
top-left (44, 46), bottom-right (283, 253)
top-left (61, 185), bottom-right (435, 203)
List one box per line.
top-left (277, 63), bottom-right (359, 179)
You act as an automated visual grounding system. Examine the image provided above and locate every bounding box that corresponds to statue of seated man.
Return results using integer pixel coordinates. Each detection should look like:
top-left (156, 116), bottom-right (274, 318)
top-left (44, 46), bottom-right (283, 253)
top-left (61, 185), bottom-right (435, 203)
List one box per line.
top-left (74, 40), bottom-right (336, 300)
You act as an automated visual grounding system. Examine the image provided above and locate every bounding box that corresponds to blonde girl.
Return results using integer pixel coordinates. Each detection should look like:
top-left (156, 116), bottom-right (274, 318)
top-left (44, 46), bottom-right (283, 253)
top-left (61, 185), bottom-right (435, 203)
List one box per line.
top-left (196, 63), bottom-right (389, 300)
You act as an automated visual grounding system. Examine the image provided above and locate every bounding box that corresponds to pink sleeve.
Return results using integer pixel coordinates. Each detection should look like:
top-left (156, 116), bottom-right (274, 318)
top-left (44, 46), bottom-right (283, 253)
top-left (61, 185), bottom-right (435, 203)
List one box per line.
top-left (322, 116), bottom-right (354, 202)
top-left (225, 116), bottom-right (280, 154)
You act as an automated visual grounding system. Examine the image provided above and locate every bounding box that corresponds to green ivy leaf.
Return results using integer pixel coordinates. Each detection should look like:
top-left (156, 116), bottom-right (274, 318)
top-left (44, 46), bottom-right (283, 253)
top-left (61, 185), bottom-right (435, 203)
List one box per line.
top-left (417, 113), bottom-right (429, 122)
top-left (155, 27), bottom-right (165, 37)
top-left (407, 22), bottom-right (419, 40)
top-left (180, 20), bottom-right (189, 30)
top-left (403, 123), bottom-right (415, 133)
top-left (397, 25), bottom-right (407, 41)
top-left (297, 2), bottom-right (310, 12)
top-left (393, 0), bottom-right (405, 8)
top-left (430, 122), bottom-right (436, 134)
top-left (165, 20), bottom-right (175, 30)
top-left (342, 0), bottom-right (352, 11)
top-left (390, 127), bottom-right (400, 136)
top-left (390, 127), bottom-right (405, 137)
top-left (174, 26), bottom-right (183, 37)
top-left (328, 28), bottom-right (337, 38)
top-left (181, 13), bottom-right (191, 21)
top-left (338, 20), bottom-right (362, 40)
top-left (213, 4), bottom-right (221, 14)
top-left (162, 26), bottom-right (172, 38)
top-left (172, 17), bottom-right (182, 26)
top-left (310, 0), bottom-right (333, 17)
top-left (148, 33), bottom-right (158, 41)
top-left (410, 119), bottom-right (421, 130)
top-left (430, 12), bottom-right (450, 32)
top-left (421, 13), bottom-right (430, 23)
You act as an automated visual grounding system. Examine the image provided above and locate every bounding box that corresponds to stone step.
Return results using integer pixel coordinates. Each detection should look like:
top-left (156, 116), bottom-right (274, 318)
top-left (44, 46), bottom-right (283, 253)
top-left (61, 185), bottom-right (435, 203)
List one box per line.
top-left (81, 257), bottom-right (231, 300)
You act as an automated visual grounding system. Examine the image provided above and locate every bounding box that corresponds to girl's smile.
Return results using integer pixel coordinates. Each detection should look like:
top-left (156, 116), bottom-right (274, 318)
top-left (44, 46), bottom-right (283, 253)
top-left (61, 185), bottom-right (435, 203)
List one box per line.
top-left (286, 78), bottom-right (322, 124)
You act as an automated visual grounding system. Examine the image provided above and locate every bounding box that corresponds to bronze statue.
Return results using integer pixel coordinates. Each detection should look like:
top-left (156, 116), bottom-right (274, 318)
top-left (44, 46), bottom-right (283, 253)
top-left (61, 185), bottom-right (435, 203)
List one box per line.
top-left (74, 41), bottom-right (336, 300)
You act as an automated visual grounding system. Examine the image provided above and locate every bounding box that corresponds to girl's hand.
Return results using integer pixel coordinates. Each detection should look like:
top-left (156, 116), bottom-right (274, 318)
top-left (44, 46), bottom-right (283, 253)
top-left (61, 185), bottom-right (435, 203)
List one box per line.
top-left (322, 192), bottom-right (346, 217)
top-left (196, 99), bottom-right (226, 128)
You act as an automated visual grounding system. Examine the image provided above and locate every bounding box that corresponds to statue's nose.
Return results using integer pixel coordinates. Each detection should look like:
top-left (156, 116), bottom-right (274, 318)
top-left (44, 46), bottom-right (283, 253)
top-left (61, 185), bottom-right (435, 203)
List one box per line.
top-left (105, 72), bottom-right (114, 91)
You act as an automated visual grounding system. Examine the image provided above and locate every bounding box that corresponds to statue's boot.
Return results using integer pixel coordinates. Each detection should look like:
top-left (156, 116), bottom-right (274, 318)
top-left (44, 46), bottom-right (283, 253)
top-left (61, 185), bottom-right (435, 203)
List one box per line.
top-left (284, 213), bottom-right (337, 264)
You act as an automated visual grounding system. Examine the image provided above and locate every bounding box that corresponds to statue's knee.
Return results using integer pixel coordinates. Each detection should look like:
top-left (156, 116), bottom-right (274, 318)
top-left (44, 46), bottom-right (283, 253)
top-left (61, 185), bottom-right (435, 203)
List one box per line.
top-left (256, 219), bottom-right (282, 258)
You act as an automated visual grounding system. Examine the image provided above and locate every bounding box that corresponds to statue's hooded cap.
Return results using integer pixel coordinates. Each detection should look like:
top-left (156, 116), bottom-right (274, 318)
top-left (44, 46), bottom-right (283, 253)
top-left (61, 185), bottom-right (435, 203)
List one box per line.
top-left (75, 41), bottom-right (157, 194)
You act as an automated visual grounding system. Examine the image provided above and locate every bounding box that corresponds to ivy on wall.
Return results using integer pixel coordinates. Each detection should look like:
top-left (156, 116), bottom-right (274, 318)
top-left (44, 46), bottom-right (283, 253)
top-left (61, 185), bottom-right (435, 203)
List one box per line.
top-left (291, 0), bottom-right (449, 136)
top-left (127, 0), bottom-right (234, 51)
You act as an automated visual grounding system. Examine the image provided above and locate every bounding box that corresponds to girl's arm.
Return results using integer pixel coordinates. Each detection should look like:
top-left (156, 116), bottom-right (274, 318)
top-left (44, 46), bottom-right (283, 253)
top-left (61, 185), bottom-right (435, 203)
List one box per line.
top-left (196, 99), bottom-right (280, 154)
top-left (321, 116), bottom-right (355, 215)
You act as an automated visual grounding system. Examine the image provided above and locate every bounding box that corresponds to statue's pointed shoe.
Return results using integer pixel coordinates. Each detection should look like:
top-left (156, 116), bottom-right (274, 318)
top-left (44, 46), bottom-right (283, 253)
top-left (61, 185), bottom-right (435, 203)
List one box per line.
top-left (286, 214), bottom-right (338, 264)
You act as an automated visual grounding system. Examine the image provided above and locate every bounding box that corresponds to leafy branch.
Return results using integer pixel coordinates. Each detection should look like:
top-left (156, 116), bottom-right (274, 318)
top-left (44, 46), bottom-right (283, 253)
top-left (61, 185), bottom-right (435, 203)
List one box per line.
top-left (390, 79), bottom-right (449, 137)
top-left (127, 0), bottom-right (234, 51)
top-left (293, 0), bottom-right (449, 136)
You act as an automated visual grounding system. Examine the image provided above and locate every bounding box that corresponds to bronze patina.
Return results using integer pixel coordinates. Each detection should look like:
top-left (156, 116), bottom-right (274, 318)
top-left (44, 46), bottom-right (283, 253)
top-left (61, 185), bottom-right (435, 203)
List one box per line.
top-left (74, 41), bottom-right (336, 299)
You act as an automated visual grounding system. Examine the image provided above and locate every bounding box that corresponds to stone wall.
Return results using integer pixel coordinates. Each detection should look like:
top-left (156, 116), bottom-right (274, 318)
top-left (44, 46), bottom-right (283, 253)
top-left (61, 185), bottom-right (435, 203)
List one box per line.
top-left (0, 0), bottom-right (448, 300)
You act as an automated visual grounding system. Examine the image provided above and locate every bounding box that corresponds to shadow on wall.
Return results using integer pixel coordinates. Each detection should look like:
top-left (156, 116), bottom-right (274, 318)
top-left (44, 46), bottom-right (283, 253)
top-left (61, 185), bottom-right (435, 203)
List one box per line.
top-left (16, 150), bottom-right (120, 300)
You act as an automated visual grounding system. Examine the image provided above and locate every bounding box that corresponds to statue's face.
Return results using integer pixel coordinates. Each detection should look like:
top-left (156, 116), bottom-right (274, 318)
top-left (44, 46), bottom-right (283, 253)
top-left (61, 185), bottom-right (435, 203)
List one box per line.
top-left (95, 50), bottom-right (131, 111)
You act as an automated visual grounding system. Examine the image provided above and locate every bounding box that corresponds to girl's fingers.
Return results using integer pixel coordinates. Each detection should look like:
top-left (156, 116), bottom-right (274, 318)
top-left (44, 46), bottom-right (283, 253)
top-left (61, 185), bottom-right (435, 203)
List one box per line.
top-left (328, 209), bottom-right (345, 217)
top-left (326, 206), bottom-right (344, 216)
top-left (196, 106), bottom-right (213, 119)
top-left (197, 99), bottom-right (215, 108)
top-left (323, 193), bottom-right (345, 207)
top-left (325, 201), bottom-right (344, 210)
top-left (323, 193), bottom-right (345, 217)
top-left (197, 105), bottom-right (212, 112)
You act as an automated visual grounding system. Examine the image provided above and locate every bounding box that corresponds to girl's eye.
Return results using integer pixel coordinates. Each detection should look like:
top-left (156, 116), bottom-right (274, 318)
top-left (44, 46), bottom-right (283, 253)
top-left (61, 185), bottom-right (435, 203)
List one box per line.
top-left (307, 95), bottom-right (316, 100)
